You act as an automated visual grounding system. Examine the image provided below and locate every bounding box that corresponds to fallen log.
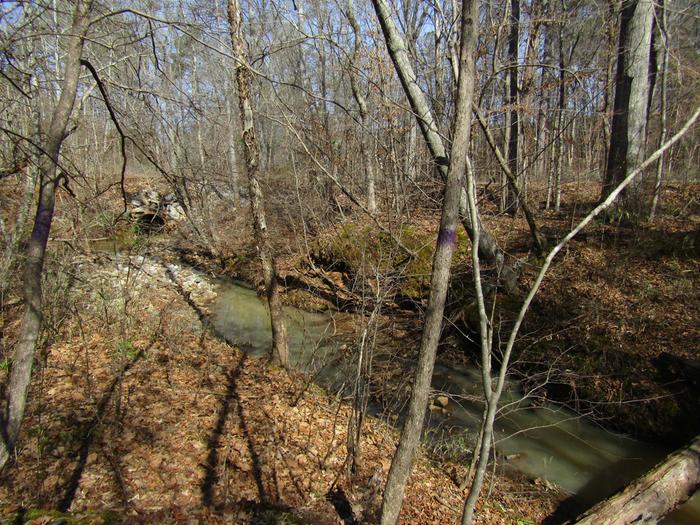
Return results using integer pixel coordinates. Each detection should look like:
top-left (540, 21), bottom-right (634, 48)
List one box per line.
top-left (573, 435), bottom-right (700, 525)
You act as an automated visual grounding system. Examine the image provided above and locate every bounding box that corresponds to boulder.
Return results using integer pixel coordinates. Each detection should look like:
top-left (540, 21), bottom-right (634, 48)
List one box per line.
top-left (129, 189), bottom-right (161, 218)
top-left (127, 189), bottom-right (185, 231)
top-left (163, 192), bottom-right (186, 220)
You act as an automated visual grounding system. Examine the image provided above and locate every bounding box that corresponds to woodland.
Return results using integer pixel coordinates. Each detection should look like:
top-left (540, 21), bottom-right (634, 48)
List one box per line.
top-left (0, 0), bottom-right (698, 524)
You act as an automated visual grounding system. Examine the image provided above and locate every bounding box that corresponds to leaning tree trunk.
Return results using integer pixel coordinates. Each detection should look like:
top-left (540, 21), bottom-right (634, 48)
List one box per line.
top-left (600, 0), bottom-right (654, 209)
top-left (227, 0), bottom-right (289, 368)
top-left (370, 0), bottom-right (506, 276)
top-left (472, 107), bottom-right (546, 253)
top-left (0, 0), bottom-right (92, 471)
top-left (573, 435), bottom-right (700, 525)
top-left (377, 0), bottom-right (478, 523)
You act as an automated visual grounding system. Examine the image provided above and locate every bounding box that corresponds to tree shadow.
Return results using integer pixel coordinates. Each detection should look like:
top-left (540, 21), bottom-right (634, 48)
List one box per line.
top-left (58, 348), bottom-right (145, 512)
top-left (201, 352), bottom-right (246, 508)
top-left (200, 352), bottom-right (280, 510)
top-left (326, 486), bottom-right (359, 525)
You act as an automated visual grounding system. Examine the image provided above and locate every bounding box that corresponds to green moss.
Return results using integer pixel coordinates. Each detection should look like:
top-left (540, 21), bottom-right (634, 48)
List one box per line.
top-left (312, 222), bottom-right (489, 301)
top-left (23, 509), bottom-right (63, 520)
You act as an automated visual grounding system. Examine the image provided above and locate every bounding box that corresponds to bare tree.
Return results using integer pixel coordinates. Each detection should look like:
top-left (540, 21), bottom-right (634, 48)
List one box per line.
top-left (649, 0), bottom-right (668, 220)
top-left (346, 0), bottom-right (378, 214)
top-left (505, 0), bottom-right (520, 214)
top-left (461, 103), bottom-right (700, 525)
top-left (1, 0), bottom-right (93, 471)
top-left (227, 0), bottom-right (289, 368)
top-left (370, 0), bottom-right (510, 278)
top-left (601, 0), bottom-right (655, 210)
top-left (376, 0), bottom-right (478, 522)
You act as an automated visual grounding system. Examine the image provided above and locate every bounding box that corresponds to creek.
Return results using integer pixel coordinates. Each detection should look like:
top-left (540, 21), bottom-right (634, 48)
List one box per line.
top-left (212, 278), bottom-right (700, 524)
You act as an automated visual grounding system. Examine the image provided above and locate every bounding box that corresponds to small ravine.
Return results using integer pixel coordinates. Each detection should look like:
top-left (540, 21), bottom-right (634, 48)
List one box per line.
top-left (211, 278), bottom-right (700, 525)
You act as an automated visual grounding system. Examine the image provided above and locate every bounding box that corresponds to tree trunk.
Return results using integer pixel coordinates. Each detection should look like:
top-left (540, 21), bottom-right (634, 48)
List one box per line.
top-left (225, 84), bottom-right (241, 207)
top-left (433, 10), bottom-right (446, 130)
top-left (227, 0), bottom-right (289, 368)
top-left (601, 0), bottom-right (618, 176)
top-left (573, 435), bottom-right (700, 525)
top-left (473, 107), bottom-right (546, 253)
top-left (370, 0), bottom-right (508, 276)
top-left (600, 0), bottom-right (654, 209)
top-left (378, 1), bottom-right (478, 523)
top-left (535, 23), bottom-right (549, 206)
top-left (505, 0), bottom-right (520, 214)
top-left (1, 0), bottom-right (92, 471)
top-left (463, 105), bottom-right (700, 525)
top-left (554, 25), bottom-right (566, 211)
top-left (649, 0), bottom-right (667, 220)
top-left (0, 86), bottom-right (39, 297)
top-left (346, 0), bottom-right (377, 214)
top-left (405, 121), bottom-right (417, 186)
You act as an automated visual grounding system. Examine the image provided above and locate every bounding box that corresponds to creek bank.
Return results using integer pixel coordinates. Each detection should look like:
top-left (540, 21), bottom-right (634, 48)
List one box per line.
top-left (1, 248), bottom-right (559, 525)
top-left (117, 243), bottom-right (699, 524)
top-left (74, 252), bottom-right (219, 316)
top-left (165, 240), bottom-right (693, 450)
top-left (201, 268), bottom-right (700, 525)
top-left (74, 244), bottom-right (700, 523)
top-left (276, 215), bottom-right (700, 450)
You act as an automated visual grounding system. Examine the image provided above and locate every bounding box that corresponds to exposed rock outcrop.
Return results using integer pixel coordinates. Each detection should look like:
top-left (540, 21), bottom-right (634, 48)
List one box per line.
top-left (128, 190), bottom-right (185, 231)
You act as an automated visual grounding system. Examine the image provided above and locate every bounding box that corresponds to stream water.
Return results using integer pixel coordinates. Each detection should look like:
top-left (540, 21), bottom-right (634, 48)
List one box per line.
top-left (213, 279), bottom-right (699, 524)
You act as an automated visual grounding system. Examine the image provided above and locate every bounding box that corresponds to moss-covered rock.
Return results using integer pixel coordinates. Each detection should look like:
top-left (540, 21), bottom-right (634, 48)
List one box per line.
top-left (310, 222), bottom-right (473, 303)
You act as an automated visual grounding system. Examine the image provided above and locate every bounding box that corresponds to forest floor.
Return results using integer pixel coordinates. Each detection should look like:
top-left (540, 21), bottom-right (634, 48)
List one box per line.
top-left (1, 179), bottom-right (697, 524)
top-left (0, 252), bottom-right (559, 524)
top-left (507, 184), bottom-right (700, 447)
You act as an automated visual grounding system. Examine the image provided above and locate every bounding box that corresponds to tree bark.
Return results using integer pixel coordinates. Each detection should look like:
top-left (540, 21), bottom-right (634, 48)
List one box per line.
top-left (505, 0), bottom-right (520, 214)
top-left (573, 435), bottom-right (700, 525)
top-left (225, 83), bottom-right (241, 207)
top-left (554, 25), bottom-right (566, 211)
top-left (601, 0), bottom-right (618, 175)
top-left (377, 1), bottom-right (478, 523)
top-left (227, 0), bottom-right (289, 368)
top-left (600, 0), bottom-right (654, 208)
top-left (1, 0), bottom-right (92, 471)
top-left (649, 0), bottom-right (667, 220)
top-left (346, 0), bottom-right (377, 214)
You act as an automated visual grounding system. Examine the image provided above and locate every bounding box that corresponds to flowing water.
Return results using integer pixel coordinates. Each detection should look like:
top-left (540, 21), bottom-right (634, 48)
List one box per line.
top-left (212, 279), bottom-right (700, 524)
